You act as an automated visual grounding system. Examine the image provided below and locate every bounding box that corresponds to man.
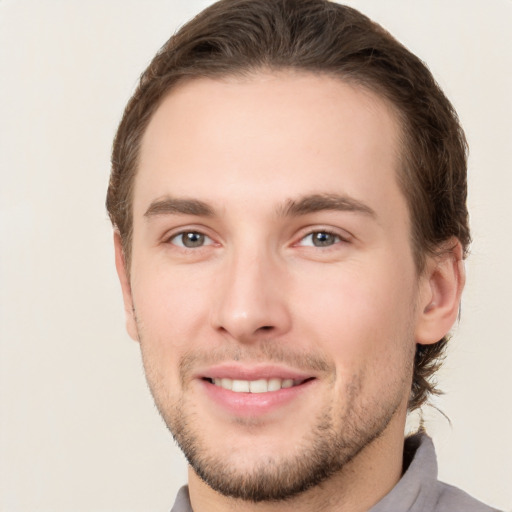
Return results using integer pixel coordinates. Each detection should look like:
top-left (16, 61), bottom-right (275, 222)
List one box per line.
top-left (106, 1), bottom-right (498, 510)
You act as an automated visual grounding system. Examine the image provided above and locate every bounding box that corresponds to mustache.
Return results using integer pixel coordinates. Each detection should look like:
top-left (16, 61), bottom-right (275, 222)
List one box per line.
top-left (179, 342), bottom-right (335, 380)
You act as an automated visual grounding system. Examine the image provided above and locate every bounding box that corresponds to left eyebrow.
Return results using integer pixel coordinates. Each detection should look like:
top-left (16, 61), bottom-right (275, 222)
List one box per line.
top-left (277, 193), bottom-right (376, 218)
top-left (144, 197), bottom-right (215, 218)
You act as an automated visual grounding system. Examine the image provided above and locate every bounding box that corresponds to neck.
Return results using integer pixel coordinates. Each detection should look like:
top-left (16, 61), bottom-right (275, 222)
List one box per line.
top-left (188, 410), bottom-right (407, 512)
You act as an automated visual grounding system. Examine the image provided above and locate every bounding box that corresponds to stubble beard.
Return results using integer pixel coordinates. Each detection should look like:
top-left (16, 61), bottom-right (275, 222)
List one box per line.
top-left (166, 385), bottom-right (402, 503)
top-left (141, 346), bottom-right (408, 503)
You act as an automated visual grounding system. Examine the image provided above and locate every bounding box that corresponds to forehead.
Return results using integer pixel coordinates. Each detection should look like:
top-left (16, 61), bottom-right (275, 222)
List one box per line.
top-left (135, 71), bottom-right (406, 225)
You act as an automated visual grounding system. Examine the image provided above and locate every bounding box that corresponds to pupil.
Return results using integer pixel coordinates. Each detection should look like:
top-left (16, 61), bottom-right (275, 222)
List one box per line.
top-left (314, 232), bottom-right (334, 247)
top-left (184, 232), bottom-right (204, 247)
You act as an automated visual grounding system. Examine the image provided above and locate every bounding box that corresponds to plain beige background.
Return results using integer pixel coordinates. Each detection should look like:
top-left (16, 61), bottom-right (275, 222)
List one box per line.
top-left (0, 1), bottom-right (511, 510)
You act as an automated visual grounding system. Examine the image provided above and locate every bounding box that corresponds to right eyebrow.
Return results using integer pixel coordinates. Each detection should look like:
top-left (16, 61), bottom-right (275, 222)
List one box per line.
top-left (144, 197), bottom-right (215, 218)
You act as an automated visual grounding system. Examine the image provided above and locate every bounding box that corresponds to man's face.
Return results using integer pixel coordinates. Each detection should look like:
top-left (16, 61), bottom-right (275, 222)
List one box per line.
top-left (118, 72), bottom-right (433, 500)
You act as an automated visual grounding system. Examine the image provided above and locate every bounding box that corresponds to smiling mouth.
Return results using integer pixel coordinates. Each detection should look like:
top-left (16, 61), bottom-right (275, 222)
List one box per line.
top-left (203, 377), bottom-right (313, 393)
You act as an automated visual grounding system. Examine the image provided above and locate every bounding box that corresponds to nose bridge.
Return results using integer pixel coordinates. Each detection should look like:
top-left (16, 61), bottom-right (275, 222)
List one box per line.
top-left (212, 238), bottom-right (290, 342)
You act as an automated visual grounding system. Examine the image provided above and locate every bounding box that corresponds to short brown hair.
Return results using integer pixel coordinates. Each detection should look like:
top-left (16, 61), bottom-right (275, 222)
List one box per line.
top-left (107, 0), bottom-right (470, 410)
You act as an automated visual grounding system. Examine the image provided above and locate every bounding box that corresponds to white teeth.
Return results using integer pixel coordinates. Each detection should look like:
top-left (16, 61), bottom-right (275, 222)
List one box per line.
top-left (267, 378), bottom-right (281, 392)
top-left (232, 379), bottom-right (250, 392)
top-left (211, 377), bottom-right (300, 393)
top-left (249, 379), bottom-right (268, 393)
top-left (281, 379), bottom-right (294, 389)
top-left (221, 378), bottom-right (233, 390)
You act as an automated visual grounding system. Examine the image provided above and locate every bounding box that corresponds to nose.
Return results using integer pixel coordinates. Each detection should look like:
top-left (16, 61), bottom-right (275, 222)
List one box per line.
top-left (211, 246), bottom-right (292, 343)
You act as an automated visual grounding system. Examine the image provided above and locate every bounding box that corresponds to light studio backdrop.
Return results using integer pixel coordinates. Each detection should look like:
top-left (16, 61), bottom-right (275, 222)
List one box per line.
top-left (0, 1), bottom-right (510, 511)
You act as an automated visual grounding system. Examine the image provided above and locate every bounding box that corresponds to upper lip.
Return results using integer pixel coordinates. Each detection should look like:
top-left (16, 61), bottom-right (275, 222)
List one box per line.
top-left (195, 363), bottom-right (316, 382)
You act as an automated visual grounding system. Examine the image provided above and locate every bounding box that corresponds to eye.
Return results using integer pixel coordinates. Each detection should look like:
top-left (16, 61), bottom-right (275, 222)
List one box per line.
top-left (298, 231), bottom-right (343, 247)
top-left (169, 231), bottom-right (213, 248)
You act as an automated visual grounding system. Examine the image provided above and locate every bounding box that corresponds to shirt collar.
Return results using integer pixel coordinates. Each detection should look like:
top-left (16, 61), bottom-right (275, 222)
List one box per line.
top-left (171, 433), bottom-right (436, 512)
top-left (369, 432), bottom-right (438, 512)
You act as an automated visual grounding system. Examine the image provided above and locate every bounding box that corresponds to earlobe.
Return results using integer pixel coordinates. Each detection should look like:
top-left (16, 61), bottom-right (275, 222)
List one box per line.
top-left (113, 231), bottom-right (139, 342)
top-left (415, 239), bottom-right (466, 345)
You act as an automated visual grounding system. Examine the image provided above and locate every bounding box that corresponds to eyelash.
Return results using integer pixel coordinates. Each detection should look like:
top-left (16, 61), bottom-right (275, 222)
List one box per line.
top-left (165, 227), bottom-right (349, 252)
top-left (296, 229), bottom-right (347, 248)
top-left (167, 230), bottom-right (215, 249)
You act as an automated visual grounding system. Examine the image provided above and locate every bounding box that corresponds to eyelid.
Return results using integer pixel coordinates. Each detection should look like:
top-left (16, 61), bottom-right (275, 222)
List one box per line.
top-left (162, 225), bottom-right (220, 247)
top-left (293, 226), bottom-right (353, 247)
top-left (169, 231), bottom-right (214, 248)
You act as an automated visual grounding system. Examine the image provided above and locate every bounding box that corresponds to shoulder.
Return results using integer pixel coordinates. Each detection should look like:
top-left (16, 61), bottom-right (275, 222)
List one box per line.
top-left (170, 485), bottom-right (193, 512)
top-left (435, 481), bottom-right (502, 512)
top-left (372, 433), bottom-right (501, 512)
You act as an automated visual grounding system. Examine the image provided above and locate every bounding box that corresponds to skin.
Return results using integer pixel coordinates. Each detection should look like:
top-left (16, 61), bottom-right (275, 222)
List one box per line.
top-left (115, 72), bottom-right (464, 512)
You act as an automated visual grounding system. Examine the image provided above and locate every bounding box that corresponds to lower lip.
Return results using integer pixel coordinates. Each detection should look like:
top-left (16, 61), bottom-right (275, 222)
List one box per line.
top-left (199, 379), bottom-right (315, 417)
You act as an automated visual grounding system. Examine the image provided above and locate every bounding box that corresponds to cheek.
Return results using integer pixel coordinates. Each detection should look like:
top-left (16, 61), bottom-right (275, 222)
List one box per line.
top-left (130, 261), bottom-right (214, 352)
top-left (293, 262), bottom-right (417, 371)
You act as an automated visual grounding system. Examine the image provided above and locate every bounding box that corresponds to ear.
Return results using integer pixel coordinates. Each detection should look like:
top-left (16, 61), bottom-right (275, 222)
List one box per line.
top-left (114, 231), bottom-right (139, 342)
top-left (415, 238), bottom-right (466, 345)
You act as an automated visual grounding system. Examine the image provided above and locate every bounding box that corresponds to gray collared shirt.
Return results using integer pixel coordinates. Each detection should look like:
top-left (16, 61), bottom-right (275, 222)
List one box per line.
top-left (170, 434), bottom-right (499, 511)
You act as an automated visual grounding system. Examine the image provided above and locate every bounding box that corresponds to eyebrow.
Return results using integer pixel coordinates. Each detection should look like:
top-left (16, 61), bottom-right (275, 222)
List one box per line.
top-left (278, 193), bottom-right (376, 218)
top-left (144, 197), bottom-right (215, 218)
top-left (143, 193), bottom-right (376, 220)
